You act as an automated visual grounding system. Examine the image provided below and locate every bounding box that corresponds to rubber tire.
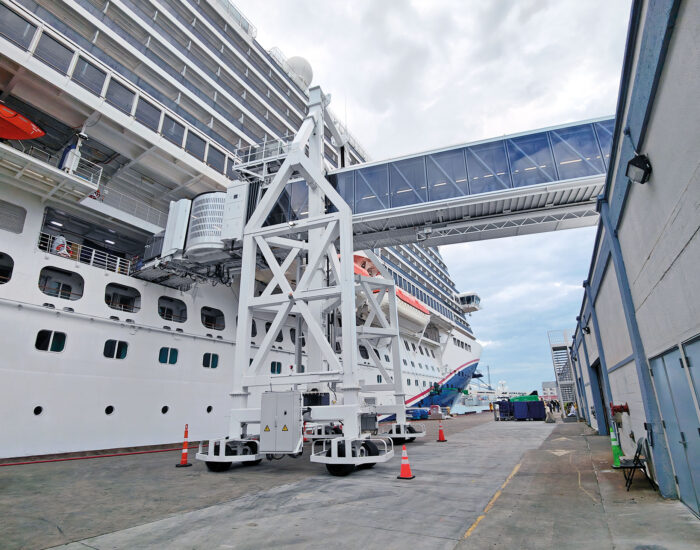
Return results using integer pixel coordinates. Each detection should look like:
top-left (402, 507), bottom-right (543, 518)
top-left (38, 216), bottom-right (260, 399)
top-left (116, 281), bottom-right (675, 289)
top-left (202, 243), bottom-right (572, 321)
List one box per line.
top-left (205, 460), bottom-right (232, 472)
top-left (242, 441), bottom-right (263, 466)
top-left (357, 440), bottom-right (379, 470)
top-left (325, 442), bottom-right (356, 477)
top-left (405, 425), bottom-right (417, 443)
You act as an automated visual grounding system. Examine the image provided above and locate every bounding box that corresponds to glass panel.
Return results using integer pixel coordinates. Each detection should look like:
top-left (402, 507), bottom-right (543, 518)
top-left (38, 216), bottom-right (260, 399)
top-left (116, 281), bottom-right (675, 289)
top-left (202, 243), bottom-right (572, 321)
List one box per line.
top-left (332, 172), bottom-right (354, 211)
top-left (207, 146), bottom-right (225, 173)
top-left (225, 157), bottom-right (237, 179)
top-left (506, 132), bottom-right (556, 187)
top-left (0, 5), bottom-right (36, 50)
top-left (51, 332), bottom-right (66, 352)
top-left (162, 115), bottom-right (185, 145)
top-left (389, 156), bottom-right (427, 207)
top-left (103, 340), bottom-right (116, 358)
top-left (203, 352), bottom-right (211, 368)
top-left (105, 79), bottom-right (135, 114)
top-left (72, 58), bottom-right (106, 96)
top-left (34, 34), bottom-right (73, 74)
top-left (466, 142), bottom-right (511, 193)
top-left (265, 184), bottom-right (291, 226)
top-left (211, 354), bottom-right (218, 368)
top-left (427, 149), bottom-right (468, 201)
top-left (355, 165), bottom-right (389, 213)
top-left (116, 341), bottom-right (128, 359)
top-left (159, 347), bottom-right (168, 363)
top-left (289, 179), bottom-right (308, 220)
top-left (185, 131), bottom-right (206, 160)
top-left (550, 124), bottom-right (605, 180)
top-left (35, 330), bottom-right (51, 351)
top-left (134, 98), bottom-right (161, 131)
top-left (594, 120), bottom-right (615, 168)
top-left (169, 348), bottom-right (178, 364)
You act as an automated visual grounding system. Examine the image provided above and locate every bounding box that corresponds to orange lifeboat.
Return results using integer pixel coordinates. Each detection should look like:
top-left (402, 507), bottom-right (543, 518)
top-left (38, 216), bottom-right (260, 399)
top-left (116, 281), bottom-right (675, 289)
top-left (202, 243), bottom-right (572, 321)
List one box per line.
top-left (0, 104), bottom-right (45, 140)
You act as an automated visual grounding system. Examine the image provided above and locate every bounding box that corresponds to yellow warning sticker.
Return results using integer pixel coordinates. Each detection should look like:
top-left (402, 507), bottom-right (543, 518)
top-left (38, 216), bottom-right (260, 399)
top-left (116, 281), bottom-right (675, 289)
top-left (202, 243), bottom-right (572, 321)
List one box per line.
top-left (282, 425), bottom-right (288, 432)
top-left (264, 425), bottom-right (270, 432)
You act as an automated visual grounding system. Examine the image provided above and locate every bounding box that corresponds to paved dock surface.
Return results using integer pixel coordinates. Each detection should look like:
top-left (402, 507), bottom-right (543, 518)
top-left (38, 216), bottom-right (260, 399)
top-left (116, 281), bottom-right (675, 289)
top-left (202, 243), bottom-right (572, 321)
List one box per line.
top-left (1, 414), bottom-right (698, 549)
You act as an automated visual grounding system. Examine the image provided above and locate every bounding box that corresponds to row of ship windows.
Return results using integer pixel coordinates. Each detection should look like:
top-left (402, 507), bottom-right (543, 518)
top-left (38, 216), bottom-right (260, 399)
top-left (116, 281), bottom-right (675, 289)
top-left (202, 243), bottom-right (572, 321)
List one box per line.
top-left (403, 339), bottom-right (437, 358)
top-left (0, 255), bottom-right (228, 330)
top-left (33, 330), bottom-right (220, 368)
top-left (453, 338), bottom-right (472, 352)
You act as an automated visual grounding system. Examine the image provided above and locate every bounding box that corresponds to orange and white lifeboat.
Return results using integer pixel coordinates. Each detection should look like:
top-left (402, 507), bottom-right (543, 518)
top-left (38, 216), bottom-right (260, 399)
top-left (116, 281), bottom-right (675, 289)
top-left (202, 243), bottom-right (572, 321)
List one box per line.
top-left (353, 253), bottom-right (430, 329)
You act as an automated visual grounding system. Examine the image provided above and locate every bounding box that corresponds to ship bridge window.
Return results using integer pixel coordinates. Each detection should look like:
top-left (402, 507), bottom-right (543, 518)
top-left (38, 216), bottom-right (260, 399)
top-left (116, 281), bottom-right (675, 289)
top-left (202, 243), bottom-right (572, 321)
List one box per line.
top-left (201, 307), bottom-right (225, 330)
top-left (359, 345), bottom-right (369, 360)
top-left (270, 361), bottom-right (282, 374)
top-left (105, 283), bottom-right (141, 312)
top-left (34, 33), bottom-right (73, 75)
top-left (411, 343), bottom-right (417, 352)
top-left (158, 297), bottom-right (187, 323)
top-left (430, 349), bottom-right (436, 358)
top-left (158, 347), bottom-right (178, 365)
top-left (35, 330), bottom-right (66, 352)
top-left (203, 352), bottom-right (219, 368)
top-left (106, 78), bottom-right (135, 114)
top-left (404, 340), bottom-right (410, 351)
top-left (0, 253), bottom-right (13, 284)
top-left (419, 346), bottom-right (424, 355)
top-left (0, 5), bottom-right (36, 50)
top-left (72, 58), bottom-right (106, 96)
top-left (134, 98), bottom-right (161, 132)
top-left (39, 267), bottom-right (84, 300)
top-left (103, 339), bottom-right (128, 359)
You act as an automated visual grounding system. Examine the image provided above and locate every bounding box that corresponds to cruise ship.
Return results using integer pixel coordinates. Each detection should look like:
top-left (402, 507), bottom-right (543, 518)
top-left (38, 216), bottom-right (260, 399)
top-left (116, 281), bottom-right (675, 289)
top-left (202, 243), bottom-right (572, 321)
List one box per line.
top-left (0, 0), bottom-right (481, 459)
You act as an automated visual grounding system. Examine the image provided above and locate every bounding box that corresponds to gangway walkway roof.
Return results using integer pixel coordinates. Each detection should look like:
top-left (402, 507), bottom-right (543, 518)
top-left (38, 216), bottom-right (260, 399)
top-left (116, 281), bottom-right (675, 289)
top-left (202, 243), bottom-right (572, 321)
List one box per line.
top-left (321, 117), bottom-right (614, 248)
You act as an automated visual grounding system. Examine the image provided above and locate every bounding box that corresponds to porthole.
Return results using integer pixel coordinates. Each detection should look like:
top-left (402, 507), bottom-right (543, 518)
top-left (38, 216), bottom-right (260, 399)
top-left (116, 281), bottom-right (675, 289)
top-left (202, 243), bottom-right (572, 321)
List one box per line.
top-left (105, 405), bottom-right (114, 415)
top-left (161, 405), bottom-right (169, 414)
top-left (33, 406), bottom-right (43, 416)
top-left (206, 405), bottom-right (213, 414)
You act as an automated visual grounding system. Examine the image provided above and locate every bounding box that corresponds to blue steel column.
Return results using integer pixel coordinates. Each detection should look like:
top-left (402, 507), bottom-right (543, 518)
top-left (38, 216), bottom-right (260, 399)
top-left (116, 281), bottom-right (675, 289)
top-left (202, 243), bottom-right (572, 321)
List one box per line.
top-left (578, 314), bottom-right (607, 435)
top-left (570, 335), bottom-right (591, 425)
top-left (583, 282), bottom-right (616, 430)
top-left (599, 199), bottom-right (677, 498)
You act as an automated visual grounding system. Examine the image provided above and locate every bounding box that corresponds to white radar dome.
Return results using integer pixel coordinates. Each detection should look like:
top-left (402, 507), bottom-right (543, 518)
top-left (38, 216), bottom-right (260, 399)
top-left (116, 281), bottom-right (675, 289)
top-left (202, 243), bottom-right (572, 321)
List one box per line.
top-left (287, 56), bottom-right (313, 89)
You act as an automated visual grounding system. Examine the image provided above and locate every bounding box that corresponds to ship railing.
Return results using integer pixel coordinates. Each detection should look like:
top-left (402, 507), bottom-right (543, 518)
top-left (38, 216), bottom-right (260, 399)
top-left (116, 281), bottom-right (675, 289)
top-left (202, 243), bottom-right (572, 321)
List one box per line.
top-left (38, 232), bottom-right (132, 276)
top-left (105, 300), bottom-right (140, 313)
top-left (94, 188), bottom-right (168, 228)
top-left (234, 138), bottom-right (291, 166)
top-left (70, 157), bottom-right (103, 187)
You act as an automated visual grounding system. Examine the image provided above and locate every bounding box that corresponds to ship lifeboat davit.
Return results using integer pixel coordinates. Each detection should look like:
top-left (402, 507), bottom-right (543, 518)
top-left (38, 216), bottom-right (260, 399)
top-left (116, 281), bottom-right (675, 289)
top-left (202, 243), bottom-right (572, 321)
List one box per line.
top-left (0, 104), bottom-right (45, 140)
top-left (352, 254), bottom-right (430, 329)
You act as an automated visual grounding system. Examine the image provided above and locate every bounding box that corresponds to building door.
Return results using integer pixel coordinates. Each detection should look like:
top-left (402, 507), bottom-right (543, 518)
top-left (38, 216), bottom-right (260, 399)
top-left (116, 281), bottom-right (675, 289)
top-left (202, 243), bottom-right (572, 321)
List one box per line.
top-left (650, 348), bottom-right (700, 516)
top-left (591, 360), bottom-right (609, 433)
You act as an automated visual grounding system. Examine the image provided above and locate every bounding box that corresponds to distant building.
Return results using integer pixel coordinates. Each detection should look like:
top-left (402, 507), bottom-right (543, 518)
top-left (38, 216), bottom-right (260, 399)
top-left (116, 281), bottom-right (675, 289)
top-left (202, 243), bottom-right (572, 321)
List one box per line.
top-left (541, 381), bottom-right (558, 401)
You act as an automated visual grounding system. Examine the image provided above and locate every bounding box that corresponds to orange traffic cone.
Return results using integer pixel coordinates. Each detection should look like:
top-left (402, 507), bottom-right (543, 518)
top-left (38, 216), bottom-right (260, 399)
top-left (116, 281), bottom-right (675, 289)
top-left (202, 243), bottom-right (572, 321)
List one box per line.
top-left (397, 444), bottom-right (415, 480)
top-left (176, 424), bottom-right (192, 468)
top-left (437, 421), bottom-right (447, 442)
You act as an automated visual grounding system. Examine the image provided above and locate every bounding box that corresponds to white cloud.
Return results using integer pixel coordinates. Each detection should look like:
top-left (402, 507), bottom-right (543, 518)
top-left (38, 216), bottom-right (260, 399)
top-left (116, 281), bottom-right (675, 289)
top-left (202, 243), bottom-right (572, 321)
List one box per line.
top-left (235, 1), bottom-right (629, 391)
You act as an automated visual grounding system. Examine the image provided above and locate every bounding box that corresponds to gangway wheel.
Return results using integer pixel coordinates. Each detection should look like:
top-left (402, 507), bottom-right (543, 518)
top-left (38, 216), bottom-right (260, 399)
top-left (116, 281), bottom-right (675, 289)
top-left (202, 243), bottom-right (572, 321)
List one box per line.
top-left (357, 440), bottom-right (379, 470)
top-left (241, 441), bottom-right (263, 466)
top-left (325, 442), bottom-right (355, 477)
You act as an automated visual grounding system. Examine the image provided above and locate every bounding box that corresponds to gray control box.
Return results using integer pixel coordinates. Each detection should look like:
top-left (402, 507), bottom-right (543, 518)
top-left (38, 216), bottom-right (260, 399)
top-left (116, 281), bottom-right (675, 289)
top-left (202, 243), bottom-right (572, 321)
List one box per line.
top-left (259, 391), bottom-right (302, 453)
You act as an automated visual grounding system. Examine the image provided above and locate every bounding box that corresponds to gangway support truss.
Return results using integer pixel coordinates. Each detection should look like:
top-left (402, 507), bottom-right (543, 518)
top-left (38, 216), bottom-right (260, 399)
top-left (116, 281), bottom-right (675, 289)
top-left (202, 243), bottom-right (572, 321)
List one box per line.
top-left (197, 87), bottom-right (416, 475)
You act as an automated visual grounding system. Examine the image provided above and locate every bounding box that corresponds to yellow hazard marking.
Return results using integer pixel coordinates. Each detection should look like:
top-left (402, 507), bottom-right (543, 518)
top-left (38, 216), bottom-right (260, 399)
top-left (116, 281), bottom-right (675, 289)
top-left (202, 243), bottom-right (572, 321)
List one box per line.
top-left (264, 425), bottom-right (270, 432)
top-left (462, 462), bottom-right (521, 539)
top-left (282, 425), bottom-right (288, 431)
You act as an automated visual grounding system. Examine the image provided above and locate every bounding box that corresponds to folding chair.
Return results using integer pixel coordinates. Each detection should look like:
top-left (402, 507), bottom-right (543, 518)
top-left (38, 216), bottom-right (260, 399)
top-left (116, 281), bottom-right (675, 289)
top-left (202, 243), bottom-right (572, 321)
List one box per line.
top-left (618, 437), bottom-right (655, 491)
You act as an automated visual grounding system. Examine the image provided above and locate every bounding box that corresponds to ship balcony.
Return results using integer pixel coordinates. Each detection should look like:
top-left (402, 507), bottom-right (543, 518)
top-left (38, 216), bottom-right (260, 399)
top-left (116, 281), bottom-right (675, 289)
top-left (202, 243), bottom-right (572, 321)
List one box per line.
top-left (0, 141), bottom-right (99, 202)
top-left (38, 232), bottom-right (132, 276)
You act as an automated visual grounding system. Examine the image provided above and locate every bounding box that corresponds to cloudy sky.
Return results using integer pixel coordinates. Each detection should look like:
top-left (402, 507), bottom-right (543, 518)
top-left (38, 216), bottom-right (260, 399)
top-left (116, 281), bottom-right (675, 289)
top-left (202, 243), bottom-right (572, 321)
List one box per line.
top-left (238, 0), bottom-right (631, 391)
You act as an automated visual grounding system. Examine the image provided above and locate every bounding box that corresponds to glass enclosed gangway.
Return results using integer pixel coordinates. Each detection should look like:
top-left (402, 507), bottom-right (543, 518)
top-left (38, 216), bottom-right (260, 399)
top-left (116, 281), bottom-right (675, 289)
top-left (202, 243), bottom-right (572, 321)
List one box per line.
top-left (266, 117), bottom-right (613, 249)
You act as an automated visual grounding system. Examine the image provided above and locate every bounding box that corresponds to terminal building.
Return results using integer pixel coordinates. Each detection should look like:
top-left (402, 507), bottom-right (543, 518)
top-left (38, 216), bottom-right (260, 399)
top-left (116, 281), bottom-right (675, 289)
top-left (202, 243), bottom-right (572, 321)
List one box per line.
top-left (568, 0), bottom-right (699, 516)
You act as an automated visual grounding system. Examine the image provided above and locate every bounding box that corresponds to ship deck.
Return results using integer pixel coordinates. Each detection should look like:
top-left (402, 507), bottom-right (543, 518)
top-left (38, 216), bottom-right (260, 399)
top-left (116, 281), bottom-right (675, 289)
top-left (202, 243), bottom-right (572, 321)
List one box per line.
top-left (1, 414), bottom-right (697, 550)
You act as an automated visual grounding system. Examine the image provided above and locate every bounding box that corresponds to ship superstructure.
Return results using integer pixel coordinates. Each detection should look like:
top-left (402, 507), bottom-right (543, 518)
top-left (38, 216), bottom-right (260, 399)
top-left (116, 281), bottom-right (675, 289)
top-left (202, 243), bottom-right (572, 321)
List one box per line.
top-left (0, 0), bottom-right (480, 459)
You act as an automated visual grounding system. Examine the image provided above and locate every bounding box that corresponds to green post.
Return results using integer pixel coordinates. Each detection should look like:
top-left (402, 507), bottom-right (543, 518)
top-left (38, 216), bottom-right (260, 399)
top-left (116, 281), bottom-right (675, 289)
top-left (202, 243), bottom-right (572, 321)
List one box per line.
top-left (610, 426), bottom-right (623, 467)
